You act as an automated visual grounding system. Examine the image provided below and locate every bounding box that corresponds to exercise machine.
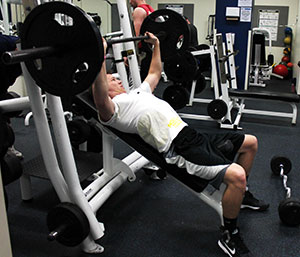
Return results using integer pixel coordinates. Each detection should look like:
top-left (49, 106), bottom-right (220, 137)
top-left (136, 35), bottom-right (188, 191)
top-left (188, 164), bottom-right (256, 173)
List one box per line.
top-left (245, 28), bottom-right (276, 88)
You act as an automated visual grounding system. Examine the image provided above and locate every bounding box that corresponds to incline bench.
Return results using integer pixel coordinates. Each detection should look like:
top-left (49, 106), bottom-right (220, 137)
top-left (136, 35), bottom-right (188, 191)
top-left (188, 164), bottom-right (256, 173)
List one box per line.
top-left (74, 89), bottom-right (226, 225)
top-left (228, 88), bottom-right (300, 127)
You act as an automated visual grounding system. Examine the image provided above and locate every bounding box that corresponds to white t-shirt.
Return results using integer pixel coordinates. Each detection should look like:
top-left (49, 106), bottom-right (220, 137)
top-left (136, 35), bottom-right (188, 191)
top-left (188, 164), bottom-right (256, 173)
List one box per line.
top-left (100, 81), bottom-right (187, 152)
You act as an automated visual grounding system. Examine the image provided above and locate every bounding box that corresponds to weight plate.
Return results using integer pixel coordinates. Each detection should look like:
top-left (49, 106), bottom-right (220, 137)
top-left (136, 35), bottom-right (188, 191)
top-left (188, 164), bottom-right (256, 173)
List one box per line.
top-left (207, 99), bottom-right (228, 120)
top-left (184, 74), bottom-right (206, 94)
top-left (270, 156), bottom-right (292, 175)
top-left (21, 2), bottom-right (103, 97)
top-left (278, 198), bottom-right (300, 226)
top-left (140, 9), bottom-right (191, 61)
top-left (67, 119), bottom-right (91, 146)
top-left (47, 202), bottom-right (90, 246)
top-left (162, 85), bottom-right (189, 110)
top-left (164, 51), bottom-right (198, 82)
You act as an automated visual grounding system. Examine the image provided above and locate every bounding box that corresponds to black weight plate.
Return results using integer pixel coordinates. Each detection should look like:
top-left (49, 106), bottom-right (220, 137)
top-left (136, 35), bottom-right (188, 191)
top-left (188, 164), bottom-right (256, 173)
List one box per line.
top-left (270, 156), bottom-right (292, 175)
top-left (207, 99), bottom-right (228, 120)
top-left (278, 198), bottom-right (300, 226)
top-left (164, 51), bottom-right (198, 82)
top-left (140, 9), bottom-right (191, 61)
top-left (162, 85), bottom-right (188, 110)
top-left (47, 202), bottom-right (90, 246)
top-left (67, 119), bottom-right (91, 145)
top-left (184, 74), bottom-right (206, 94)
top-left (21, 2), bottom-right (103, 97)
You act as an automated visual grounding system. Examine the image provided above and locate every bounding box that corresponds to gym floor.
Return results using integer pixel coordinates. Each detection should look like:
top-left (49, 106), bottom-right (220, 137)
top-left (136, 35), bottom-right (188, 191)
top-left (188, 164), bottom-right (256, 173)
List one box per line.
top-left (5, 78), bottom-right (300, 257)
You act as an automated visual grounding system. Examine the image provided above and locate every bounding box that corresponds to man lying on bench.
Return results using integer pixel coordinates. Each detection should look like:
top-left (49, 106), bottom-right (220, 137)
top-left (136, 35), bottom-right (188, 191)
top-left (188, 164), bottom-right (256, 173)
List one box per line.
top-left (92, 32), bottom-right (269, 257)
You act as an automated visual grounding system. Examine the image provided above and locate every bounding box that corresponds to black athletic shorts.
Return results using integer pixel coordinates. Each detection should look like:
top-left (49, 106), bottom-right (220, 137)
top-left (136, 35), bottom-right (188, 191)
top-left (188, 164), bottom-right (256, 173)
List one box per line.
top-left (172, 126), bottom-right (245, 166)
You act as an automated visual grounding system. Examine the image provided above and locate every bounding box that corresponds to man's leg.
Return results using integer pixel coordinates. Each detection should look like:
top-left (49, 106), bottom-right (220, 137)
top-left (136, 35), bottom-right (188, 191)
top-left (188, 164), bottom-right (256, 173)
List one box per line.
top-left (236, 134), bottom-right (269, 211)
top-left (218, 163), bottom-right (252, 256)
top-left (222, 163), bottom-right (246, 218)
top-left (236, 134), bottom-right (258, 176)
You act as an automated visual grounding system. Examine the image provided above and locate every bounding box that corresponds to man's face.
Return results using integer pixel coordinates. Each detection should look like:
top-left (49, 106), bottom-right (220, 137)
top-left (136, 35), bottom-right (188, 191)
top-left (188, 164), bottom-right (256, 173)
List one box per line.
top-left (107, 74), bottom-right (126, 98)
top-left (129, 0), bottom-right (137, 8)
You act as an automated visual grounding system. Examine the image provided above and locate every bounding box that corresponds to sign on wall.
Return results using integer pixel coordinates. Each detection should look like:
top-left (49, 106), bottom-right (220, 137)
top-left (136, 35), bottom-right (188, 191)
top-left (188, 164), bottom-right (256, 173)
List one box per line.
top-left (252, 6), bottom-right (289, 47)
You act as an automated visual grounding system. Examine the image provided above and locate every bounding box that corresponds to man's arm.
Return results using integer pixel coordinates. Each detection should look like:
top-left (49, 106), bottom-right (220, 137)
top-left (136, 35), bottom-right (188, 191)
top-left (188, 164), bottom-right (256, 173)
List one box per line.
top-left (92, 40), bottom-right (115, 122)
top-left (144, 32), bottom-right (162, 92)
top-left (132, 7), bottom-right (147, 36)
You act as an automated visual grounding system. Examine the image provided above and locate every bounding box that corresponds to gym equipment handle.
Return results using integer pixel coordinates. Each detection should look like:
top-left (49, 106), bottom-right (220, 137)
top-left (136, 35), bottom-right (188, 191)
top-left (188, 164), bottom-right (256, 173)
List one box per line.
top-left (106, 31), bottom-right (166, 46)
top-left (2, 46), bottom-right (59, 65)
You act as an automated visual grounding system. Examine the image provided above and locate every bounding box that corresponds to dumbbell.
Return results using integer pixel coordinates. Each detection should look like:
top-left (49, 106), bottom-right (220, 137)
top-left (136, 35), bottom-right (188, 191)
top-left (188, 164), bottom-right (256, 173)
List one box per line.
top-left (270, 156), bottom-right (300, 226)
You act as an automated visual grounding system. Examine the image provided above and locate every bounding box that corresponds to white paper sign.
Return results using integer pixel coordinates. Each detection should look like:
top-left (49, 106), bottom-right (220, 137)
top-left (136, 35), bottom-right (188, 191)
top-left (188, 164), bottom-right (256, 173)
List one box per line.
top-left (258, 9), bottom-right (279, 41)
top-left (240, 7), bottom-right (252, 22)
top-left (238, 0), bottom-right (252, 7)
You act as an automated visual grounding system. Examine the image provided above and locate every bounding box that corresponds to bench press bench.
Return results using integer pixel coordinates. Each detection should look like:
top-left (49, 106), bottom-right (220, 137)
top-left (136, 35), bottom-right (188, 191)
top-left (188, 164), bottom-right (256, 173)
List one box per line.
top-left (228, 88), bottom-right (300, 126)
top-left (74, 90), bottom-right (226, 225)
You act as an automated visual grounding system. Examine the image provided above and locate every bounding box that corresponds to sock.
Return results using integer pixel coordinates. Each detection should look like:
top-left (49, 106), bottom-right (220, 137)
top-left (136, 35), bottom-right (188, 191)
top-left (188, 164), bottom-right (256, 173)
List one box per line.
top-left (223, 216), bottom-right (238, 234)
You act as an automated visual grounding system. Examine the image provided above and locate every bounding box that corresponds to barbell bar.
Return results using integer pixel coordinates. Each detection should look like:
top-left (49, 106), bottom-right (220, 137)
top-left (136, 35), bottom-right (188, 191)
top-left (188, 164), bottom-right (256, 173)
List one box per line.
top-left (3, 31), bottom-right (167, 65)
top-left (2, 46), bottom-right (58, 65)
top-left (106, 31), bottom-right (166, 46)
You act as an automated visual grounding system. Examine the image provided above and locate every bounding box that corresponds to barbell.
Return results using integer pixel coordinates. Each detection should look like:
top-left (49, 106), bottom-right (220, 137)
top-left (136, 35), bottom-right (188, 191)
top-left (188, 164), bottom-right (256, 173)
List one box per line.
top-left (270, 156), bottom-right (300, 226)
top-left (2, 2), bottom-right (191, 97)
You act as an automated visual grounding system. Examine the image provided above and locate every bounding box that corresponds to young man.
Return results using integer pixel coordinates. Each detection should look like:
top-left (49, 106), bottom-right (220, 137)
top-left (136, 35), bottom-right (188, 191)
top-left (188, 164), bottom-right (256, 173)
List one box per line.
top-left (129, 0), bottom-right (154, 81)
top-left (92, 33), bottom-right (268, 257)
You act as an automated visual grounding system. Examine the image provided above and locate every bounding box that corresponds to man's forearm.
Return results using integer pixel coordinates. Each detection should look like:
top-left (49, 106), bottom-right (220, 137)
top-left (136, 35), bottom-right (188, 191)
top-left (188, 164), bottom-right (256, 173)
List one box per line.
top-left (93, 63), bottom-right (108, 105)
top-left (148, 41), bottom-right (162, 77)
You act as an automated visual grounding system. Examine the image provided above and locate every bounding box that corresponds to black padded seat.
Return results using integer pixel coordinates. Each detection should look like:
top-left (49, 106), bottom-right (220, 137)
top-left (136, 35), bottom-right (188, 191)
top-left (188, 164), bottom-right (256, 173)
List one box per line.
top-left (228, 88), bottom-right (300, 103)
top-left (75, 90), bottom-right (209, 193)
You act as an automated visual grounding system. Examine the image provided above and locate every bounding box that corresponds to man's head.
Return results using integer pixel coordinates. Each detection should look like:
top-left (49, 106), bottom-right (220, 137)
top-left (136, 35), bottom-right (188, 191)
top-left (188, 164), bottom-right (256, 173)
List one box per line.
top-left (129, 0), bottom-right (145, 8)
top-left (106, 74), bottom-right (126, 98)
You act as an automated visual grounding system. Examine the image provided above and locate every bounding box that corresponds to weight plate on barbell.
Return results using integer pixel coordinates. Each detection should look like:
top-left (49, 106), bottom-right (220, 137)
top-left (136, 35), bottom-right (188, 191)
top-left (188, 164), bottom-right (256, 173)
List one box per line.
top-left (270, 156), bottom-right (292, 175)
top-left (278, 197), bottom-right (300, 226)
top-left (21, 1), bottom-right (103, 97)
top-left (140, 9), bottom-right (191, 61)
top-left (207, 99), bottom-right (228, 120)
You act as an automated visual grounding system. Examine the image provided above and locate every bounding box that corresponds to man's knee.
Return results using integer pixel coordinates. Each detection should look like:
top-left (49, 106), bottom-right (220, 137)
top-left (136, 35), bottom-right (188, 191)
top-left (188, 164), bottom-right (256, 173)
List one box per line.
top-left (225, 164), bottom-right (247, 192)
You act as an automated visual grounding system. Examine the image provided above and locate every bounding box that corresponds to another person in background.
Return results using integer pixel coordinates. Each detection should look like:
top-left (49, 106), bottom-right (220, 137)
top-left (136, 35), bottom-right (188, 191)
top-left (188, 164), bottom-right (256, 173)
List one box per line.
top-left (129, 0), bottom-right (154, 81)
